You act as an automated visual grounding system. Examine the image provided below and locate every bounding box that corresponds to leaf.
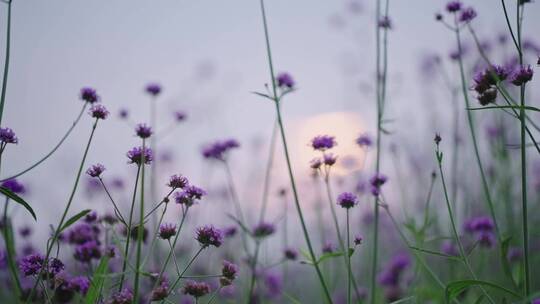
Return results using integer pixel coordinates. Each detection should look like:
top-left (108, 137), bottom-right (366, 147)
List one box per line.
top-left (0, 186), bottom-right (36, 220)
top-left (283, 292), bottom-right (303, 304)
top-left (389, 296), bottom-right (415, 304)
top-left (85, 255), bottom-right (110, 304)
top-left (59, 209), bottom-right (92, 233)
top-left (316, 248), bottom-right (354, 265)
top-left (445, 280), bottom-right (522, 302)
top-left (251, 91), bottom-right (272, 100)
top-left (409, 246), bottom-right (462, 262)
top-left (468, 105), bottom-right (540, 112)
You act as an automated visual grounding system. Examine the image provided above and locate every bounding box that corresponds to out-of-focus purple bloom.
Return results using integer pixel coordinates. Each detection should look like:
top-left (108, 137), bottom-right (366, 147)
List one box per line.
top-left (253, 222), bottom-right (276, 238)
top-left (159, 223), bottom-right (177, 240)
top-left (69, 276), bottom-right (90, 295)
top-left (221, 260), bottom-right (238, 286)
top-left (202, 138), bottom-right (240, 160)
top-left (354, 235), bottom-right (363, 245)
top-left (183, 281), bottom-right (211, 298)
top-left (80, 87), bottom-right (99, 103)
top-left (284, 248), bottom-right (298, 260)
top-left (323, 153), bottom-right (337, 166)
top-left (276, 72), bottom-right (295, 89)
top-left (441, 240), bottom-right (458, 256)
top-left (378, 253), bottom-right (410, 287)
top-left (337, 192), bottom-right (358, 209)
top-left (118, 108), bottom-right (129, 119)
top-left (1, 178), bottom-right (25, 194)
top-left (477, 231), bottom-right (495, 248)
top-left (126, 146), bottom-right (153, 165)
top-left (84, 211), bottom-right (98, 223)
top-left (264, 272), bottom-right (283, 298)
top-left (459, 7), bottom-right (477, 23)
top-left (151, 279), bottom-right (169, 301)
top-left (311, 135), bottom-right (336, 151)
top-left (146, 83), bottom-right (162, 96)
top-left (510, 65), bottom-right (534, 86)
top-left (86, 163), bottom-right (105, 178)
top-left (322, 241), bottom-right (336, 253)
top-left (19, 225), bottom-right (32, 238)
top-left (356, 134), bottom-right (372, 148)
top-left (445, 1), bottom-right (462, 12)
top-left (19, 253), bottom-right (44, 276)
top-left (196, 225), bottom-right (223, 248)
top-left (224, 226), bottom-right (237, 238)
top-left (135, 123), bottom-right (152, 139)
top-left (89, 104), bottom-right (109, 120)
top-left (175, 184), bottom-right (206, 206)
top-left (168, 174), bottom-right (188, 189)
top-left (370, 173), bottom-right (388, 196)
top-left (68, 222), bottom-right (99, 245)
top-left (310, 158), bottom-right (322, 170)
top-left (107, 288), bottom-right (133, 304)
top-left (175, 110), bottom-right (187, 122)
top-left (378, 16), bottom-right (392, 29)
top-left (468, 216), bottom-right (494, 232)
top-left (74, 240), bottom-right (101, 263)
top-left (507, 247), bottom-right (523, 262)
top-left (0, 127), bottom-right (18, 144)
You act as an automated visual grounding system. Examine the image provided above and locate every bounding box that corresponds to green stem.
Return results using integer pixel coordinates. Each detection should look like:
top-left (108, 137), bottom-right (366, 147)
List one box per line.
top-left (346, 209), bottom-right (351, 304)
top-left (259, 1), bottom-right (332, 302)
top-left (26, 118), bottom-right (100, 303)
top-left (206, 286), bottom-right (222, 304)
top-left (0, 0), bottom-right (12, 125)
top-left (98, 177), bottom-right (127, 225)
top-left (2, 197), bottom-right (22, 303)
top-left (258, 120), bottom-right (278, 223)
top-left (118, 164), bottom-right (141, 291)
top-left (247, 241), bottom-right (261, 303)
top-left (166, 246), bottom-right (205, 300)
top-left (223, 160), bottom-right (249, 253)
top-left (133, 139), bottom-right (147, 302)
top-left (1, 103), bottom-right (88, 181)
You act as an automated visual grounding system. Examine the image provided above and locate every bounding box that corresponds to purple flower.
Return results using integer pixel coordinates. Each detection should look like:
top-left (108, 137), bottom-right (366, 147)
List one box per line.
top-left (74, 240), bottom-right (101, 263)
top-left (370, 173), bottom-right (388, 196)
top-left (284, 248), bottom-right (298, 260)
top-left (507, 247), bottom-right (523, 262)
top-left (107, 288), bottom-right (133, 304)
top-left (224, 226), bottom-right (237, 238)
top-left (264, 272), bottom-right (283, 298)
top-left (84, 211), bottom-right (98, 223)
top-left (135, 123), bottom-right (152, 139)
top-left (18, 254), bottom-right (44, 276)
top-left (467, 216), bottom-right (494, 232)
top-left (323, 153), bottom-right (337, 166)
top-left (221, 260), bottom-right (239, 284)
top-left (126, 146), bottom-right (153, 165)
top-left (68, 222), bottom-right (99, 244)
top-left (19, 225), bottom-right (32, 238)
top-left (0, 127), bottom-right (18, 144)
top-left (276, 72), bottom-right (295, 89)
top-left (183, 281), bottom-right (211, 298)
top-left (202, 138), bottom-right (240, 160)
top-left (441, 240), bottom-right (458, 256)
top-left (477, 88), bottom-right (497, 106)
top-left (356, 134), bottom-right (372, 148)
top-left (146, 83), bottom-right (162, 96)
top-left (159, 223), bottom-right (177, 240)
top-left (353, 235), bottom-right (363, 245)
top-left (86, 163), bottom-right (105, 178)
top-left (69, 276), bottom-right (90, 295)
top-left (80, 87), bottom-right (99, 103)
top-left (378, 253), bottom-right (410, 287)
top-left (459, 7), bottom-right (477, 23)
top-left (118, 108), bottom-right (129, 119)
top-left (89, 104), bottom-right (109, 120)
top-left (533, 299), bottom-right (540, 304)
top-left (510, 65), bottom-right (534, 86)
top-left (253, 222), bottom-right (276, 238)
top-left (322, 241), bottom-right (336, 253)
top-left (337, 192), bottom-right (358, 209)
top-left (477, 231), bottom-right (495, 248)
top-left (151, 279), bottom-right (169, 301)
top-left (196, 225), bottom-right (223, 247)
top-left (445, 1), bottom-right (462, 13)
top-left (168, 174), bottom-right (188, 189)
top-left (1, 178), bottom-right (25, 194)
top-left (378, 16), bottom-right (392, 29)
top-left (311, 135), bottom-right (336, 151)
top-left (175, 184), bottom-right (206, 206)
top-left (310, 158), bottom-right (322, 170)
top-left (175, 111), bottom-right (187, 122)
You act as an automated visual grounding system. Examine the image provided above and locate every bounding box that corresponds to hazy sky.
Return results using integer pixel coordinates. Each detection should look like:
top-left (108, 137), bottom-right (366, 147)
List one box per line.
top-left (1, 0), bottom-right (539, 233)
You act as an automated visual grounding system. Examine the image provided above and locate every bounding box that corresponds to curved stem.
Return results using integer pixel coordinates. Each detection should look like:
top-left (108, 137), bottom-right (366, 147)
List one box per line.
top-left (1, 103), bottom-right (88, 181)
top-left (26, 118), bottom-right (100, 302)
top-left (118, 164), bottom-right (141, 291)
top-left (0, 0), bottom-right (11, 125)
top-left (259, 1), bottom-right (332, 302)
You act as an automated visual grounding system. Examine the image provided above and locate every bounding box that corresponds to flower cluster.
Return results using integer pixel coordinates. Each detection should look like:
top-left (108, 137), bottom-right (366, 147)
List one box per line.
top-left (1, 178), bottom-right (25, 194)
top-left (67, 220), bottom-right (102, 263)
top-left (369, 173), bottom-right (388, 196)
top-left (89, 104), bottom-right (109, 120)
top-left (106, 288), bottom-right (133, 304)
top-left (126, 146), bottom-right (153, 165)
top-left (167, 174), bottom-right (188, 189)
top-left (0, 127), bottom-right (18, 144)
top-left (439, 1), bottom-right (477, 24)
top-left (151, 278), bottom-right (169, 301)
top-left (220, 260), bottom-right (239, 286)
top-left (135, 123), bottom-right (152, 139)
top-left (337, 192), bottom-right (358, 209)
top-left (202, 138), bottom-right (240, 160)
top-left (472, 65), bottom-right (508, 105)
top-left (183, 280), bottom-right (211, 298)
top-left (253, 222), bottom-right (275, 238)
top-left (311, 135), bottom-right (336, 151)
top-left (378, 253), bottom-right (411, 301)
top-left (159, 223), bottom-right (177, 240)
top-left (464, 216), bottom-right (496, 248)
top-left (356, 133), bottom-right (372, 148)
top-left (276, 72), bottom-right (295, 89)
top-left (18, 254), bottom-right (64, 278)
top-left (80, 87), bottom-right (99, 103)
top-left (86, 163), bottom-right (105, 178)
top-left (145, 83), bottom-right (162, 96)
top-left (174, 184), bottom-right (206, 206)
top-left (510, 65), bottom-right (534, 86)
top-left (196, 225), bottom-right (223, 248)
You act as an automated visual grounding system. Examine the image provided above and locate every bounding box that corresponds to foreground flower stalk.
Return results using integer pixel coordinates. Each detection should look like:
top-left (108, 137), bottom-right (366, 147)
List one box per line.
top-left (258, 0), bottom-right (332, 302)
top-left (133, 139), bottom-right (147, 302)
top-left (0, 0), bottom-right (12, 125)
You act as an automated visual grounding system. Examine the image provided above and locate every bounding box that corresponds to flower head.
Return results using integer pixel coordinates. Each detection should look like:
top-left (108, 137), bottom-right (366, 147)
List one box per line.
top-left (0, 127), bottom-right (18, 144)
top-left (146, 83), bottom-right (162, 96)
top-left (1, 178), bottom-right (25, 194)
top-left (126, 146), bottom-right (153, 165)
top-left (310, 157), bottom-right (322, 170)
top-left (284, 248), bottom-right (298, 260)
top-left (80, 87), bottom-right (99, 103)
top-left (69, 276), bottom-right (90, 295)
top-left (175, 184), bottom-right (206, 206)
top-left (175, 110), bottom-right (187, 122)
top-left (445, 1), bottom-right (462, 13)
top-left (18, 253), bottom-right (44, 276)
top-left (323, 153), bottom-right (337, 166)
top-left (459, 7), bottom-right (477, 23)
top-left (378, 16), bottom-right (392, 29)
top-left (356, 134), bottom-right (372, 148)
top-left (196, 225), bottom-right (223, 248)
top-left (183, 281), bottom-right (211, 298)
top-left (86, 163), bottom-right (105, 178)
top-left (369, 173), bottom-right (388, 196)
top-left (337, 192), bottom-right (358, 209)
top-left (510, 65), bottom-right (534, 86)
top-left (74, 240), bottom-right (101, 263)
top-left (89, 104), bottom-right (109, 120)
top-left (168, 174), bottom-right (188, 189)
top-left (276, 72), bottom-right (295, 89)
top-left (118, 108), bottom-right (129, 119)
top-left (135, 123), bottom-right (152, 139)
top-left (311, 135), bottom-right (336, 151)
top-left (322, 241), bottom-right (336, 253)
top-left (107, 288), bottom-right (133, 304)
top-left (221, 260), bottom-right (239, 283)
top-left (354, 235), bottom-right (363, 245)
top-left (202, 138), bottom-right (240, 160)
top-left (151, 279), bottom-right (169, 301)
top-left (253, 222), bottom-right (276, 238)
top-left (159, 223), bottom-right (177, 240)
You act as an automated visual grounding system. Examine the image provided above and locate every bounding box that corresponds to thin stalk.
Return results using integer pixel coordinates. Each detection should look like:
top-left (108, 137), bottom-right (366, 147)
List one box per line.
top-left (454, 24), bottom-right (501, 240)
top-left (141, 192), bottom-right (174, 267)
top-left (436, 144), bottom-right (495, 304)
top-left (1, 103), bottom-right (88, 181)
top-left (168, 240), bottom-right (181, 276)
top-left (133, 139), bottom-right (147, 302)
top-left (2, 197), bottom-right (22, 302)
top-left (247, 241), bottom-right (261, 302)
top-left (26, 118), bottom-right (100, 302)
top-left (258, 120), bottom-right (278, 223)
top-left (0, 0), bottom-right (12, 125)
top-left (223, 160), bottom-right (249, 253)
top-left (150, 95), bottom-right (159, 269)
top-left (259, 0), bottom-right (332, 302)
top-left (98, 177), bottom-right (127, 225)
top-left (165, 246), bottom-right (205, 301)
top-left (118, 164), bottom-right (142, 291)
top-left (206, 286), bottom-right (222, 304)
top-left (346, 209), bottom-right (351, 304)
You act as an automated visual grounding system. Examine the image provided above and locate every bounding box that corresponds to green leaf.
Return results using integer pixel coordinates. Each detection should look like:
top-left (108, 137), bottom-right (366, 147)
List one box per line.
top-left (468, 105), bottom-right (540, 112)
top-left (85, 255), bottom-right (110, 304)
top-left (0, 186), bottom-right (36, 220)
top-left (409, 246), bottom-right (462, 262)
top-left (316, 248), bottom-right (354, 265)
top-left (445, 280), bottom-right (522, 302)
top-left (389, 296), bottom-right (415, 304)
top-left (251, 91), bottom-right (272, 100)
top-left (283, 291), bottom-right (303, 304)
top-left (59, 209), bottom-right (92, 233)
